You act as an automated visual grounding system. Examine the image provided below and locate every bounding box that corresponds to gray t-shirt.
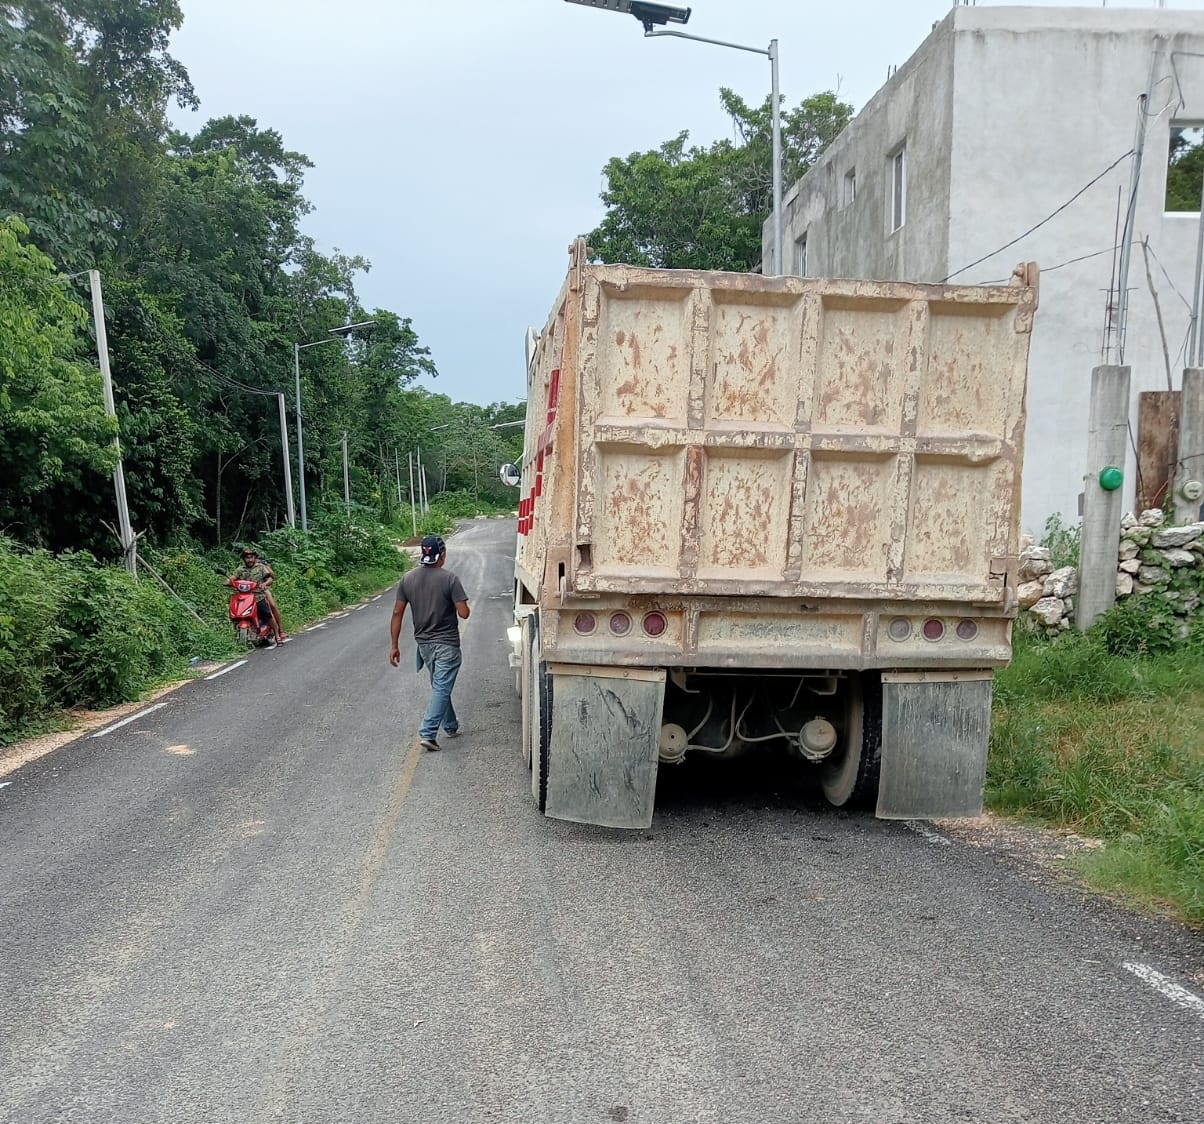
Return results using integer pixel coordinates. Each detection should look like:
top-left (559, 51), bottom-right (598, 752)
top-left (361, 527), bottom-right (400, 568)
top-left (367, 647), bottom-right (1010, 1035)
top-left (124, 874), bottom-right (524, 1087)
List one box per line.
top-left (396, 566), bottom-right (468, 646)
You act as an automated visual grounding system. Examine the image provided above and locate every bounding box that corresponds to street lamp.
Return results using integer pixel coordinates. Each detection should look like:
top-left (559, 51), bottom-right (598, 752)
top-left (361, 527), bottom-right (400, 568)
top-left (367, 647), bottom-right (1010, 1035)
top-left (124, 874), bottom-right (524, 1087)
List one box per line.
top-left (564, 0), bottom-right (783, 275)
top-left (563, 1), bottom-right (690, 31)
top-left (293, 319), bottom-right (376, 531)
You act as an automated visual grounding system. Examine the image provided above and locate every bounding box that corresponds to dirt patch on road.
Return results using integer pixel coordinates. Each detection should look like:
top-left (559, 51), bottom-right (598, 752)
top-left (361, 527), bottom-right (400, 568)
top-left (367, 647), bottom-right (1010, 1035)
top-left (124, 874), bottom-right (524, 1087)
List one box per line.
top-left (936, 812), bottom-right (1104, 869)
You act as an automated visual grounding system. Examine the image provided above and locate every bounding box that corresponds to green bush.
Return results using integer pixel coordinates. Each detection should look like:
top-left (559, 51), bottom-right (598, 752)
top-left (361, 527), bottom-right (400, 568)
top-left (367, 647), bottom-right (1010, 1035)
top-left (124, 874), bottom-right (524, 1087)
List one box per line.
top-left (412, 490), bottom-right (517, 539)
top-left (0, 514), bottom-right (409, 746)
top-left (1092, 592), bottom-right (1187, 657)
top-left (1041, 513), bottom-right (1081, 569)
top-left (0, 543), bottom-right (61, 736)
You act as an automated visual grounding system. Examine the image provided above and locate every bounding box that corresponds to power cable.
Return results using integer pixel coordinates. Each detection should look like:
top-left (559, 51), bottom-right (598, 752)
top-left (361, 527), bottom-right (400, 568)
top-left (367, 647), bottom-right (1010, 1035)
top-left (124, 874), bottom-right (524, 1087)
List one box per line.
top-left (942, 149), bottom-right (1135, 283)
top-left (976, 244), bottom-right (1120, 286)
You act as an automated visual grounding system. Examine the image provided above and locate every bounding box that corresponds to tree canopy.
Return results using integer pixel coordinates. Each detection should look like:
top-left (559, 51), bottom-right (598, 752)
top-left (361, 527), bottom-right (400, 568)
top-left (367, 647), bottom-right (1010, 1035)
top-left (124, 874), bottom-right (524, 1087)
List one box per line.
top-left (587, 88), bottom-right (853, 272)
top-left (0, 1), bottom-right (520, 556)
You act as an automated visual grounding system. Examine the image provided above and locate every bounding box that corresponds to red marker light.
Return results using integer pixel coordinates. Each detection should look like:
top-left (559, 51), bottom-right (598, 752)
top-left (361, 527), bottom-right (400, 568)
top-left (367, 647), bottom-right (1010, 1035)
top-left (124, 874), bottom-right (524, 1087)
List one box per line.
top-left (574, 612), bottom-right (596, 635)
top-left (642, 611), bottom-right (667, 637)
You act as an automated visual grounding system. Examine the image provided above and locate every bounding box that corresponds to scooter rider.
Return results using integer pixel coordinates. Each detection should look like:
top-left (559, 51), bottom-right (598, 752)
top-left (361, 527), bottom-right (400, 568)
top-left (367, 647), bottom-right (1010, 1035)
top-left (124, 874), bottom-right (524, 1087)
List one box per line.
top-left (229, 547), bottom-right (287, 643)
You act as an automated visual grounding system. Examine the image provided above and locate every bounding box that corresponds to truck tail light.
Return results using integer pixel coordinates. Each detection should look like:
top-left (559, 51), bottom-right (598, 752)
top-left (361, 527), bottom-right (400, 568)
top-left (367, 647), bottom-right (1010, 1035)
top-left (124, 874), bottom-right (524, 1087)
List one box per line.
top-left (887, 617), bottom-right (911, 641)
top-left (956, 619), bottom-right (978, 641)
top-left (922, 618), bottom-right (945, 642)
top-left (573, 611), bottom-right (596, 635)
top-left (642, 611), bottom-right (667, 637)
top-left (609, 611), bottom-right (631, 636)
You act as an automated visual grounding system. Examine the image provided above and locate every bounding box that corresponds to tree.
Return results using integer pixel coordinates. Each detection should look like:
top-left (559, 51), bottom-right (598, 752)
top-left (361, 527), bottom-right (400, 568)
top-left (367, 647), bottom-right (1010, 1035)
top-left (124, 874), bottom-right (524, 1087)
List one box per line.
top-left (1166, 127), bottom-right (1204, 213)
top-left (587, 88), bottom-right (853, 272)
top-left (0, 2), bottom-right (446, 551)
top-left (0, 217), bottom-right (116, 541)
top-left (0, 0), bottom-right (197, 266)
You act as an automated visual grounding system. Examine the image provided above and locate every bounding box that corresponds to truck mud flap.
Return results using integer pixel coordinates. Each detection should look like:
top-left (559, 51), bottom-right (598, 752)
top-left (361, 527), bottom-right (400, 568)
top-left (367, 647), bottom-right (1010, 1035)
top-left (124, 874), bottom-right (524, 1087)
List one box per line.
top-left (876, 671), bottom-right (994, 820)
top-left (544, 665), bottom-right (666, 830)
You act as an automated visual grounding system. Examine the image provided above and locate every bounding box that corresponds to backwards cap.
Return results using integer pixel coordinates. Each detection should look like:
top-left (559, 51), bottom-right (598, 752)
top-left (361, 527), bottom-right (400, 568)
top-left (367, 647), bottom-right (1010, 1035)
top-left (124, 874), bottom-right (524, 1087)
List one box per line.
top-left (419, 535), bottom-right (446, 565)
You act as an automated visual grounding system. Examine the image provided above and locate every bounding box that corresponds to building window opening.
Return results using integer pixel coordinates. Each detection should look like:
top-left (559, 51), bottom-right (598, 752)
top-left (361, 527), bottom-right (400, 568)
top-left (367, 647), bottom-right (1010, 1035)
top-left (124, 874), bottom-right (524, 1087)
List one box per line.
top-left (889, 146), bottom-right (906, 233)
top-left (794, 235), bottom-right (808, 277)
top-left (1166, 124), bottom-right (1204, 212)
top-left (844, 168), bottom-right (856, 207)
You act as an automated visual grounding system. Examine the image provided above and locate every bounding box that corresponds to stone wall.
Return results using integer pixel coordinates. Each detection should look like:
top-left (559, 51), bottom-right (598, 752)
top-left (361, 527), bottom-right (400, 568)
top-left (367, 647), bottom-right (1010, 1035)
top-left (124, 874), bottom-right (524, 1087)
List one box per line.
top-left (1017, 509), bottom-right (1204, 635)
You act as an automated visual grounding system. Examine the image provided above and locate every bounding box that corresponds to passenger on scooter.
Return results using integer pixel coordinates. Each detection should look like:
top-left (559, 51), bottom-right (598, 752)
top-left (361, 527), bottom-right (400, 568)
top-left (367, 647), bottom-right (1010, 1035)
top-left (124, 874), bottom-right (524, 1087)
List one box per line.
top-left (229, 547), bottom-right (287, 643)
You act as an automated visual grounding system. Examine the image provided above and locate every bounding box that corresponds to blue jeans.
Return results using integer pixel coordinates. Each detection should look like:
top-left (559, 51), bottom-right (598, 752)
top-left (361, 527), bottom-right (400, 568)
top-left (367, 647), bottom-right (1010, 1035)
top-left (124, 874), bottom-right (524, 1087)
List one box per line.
top-left (417, 642), bottom-right (462, 740)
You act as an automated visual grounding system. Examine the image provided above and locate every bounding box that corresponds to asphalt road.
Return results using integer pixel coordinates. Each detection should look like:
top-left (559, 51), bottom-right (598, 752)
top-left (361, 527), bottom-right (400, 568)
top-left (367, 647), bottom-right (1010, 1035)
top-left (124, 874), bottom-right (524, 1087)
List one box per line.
top-left (0, 517), bottom-right (1201, 1124)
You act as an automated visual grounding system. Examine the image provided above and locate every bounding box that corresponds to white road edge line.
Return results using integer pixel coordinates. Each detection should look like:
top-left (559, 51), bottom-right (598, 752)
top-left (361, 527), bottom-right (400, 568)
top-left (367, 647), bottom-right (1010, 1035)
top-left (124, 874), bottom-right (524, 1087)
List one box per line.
top-left (204, 659), bottom-right (248, 681)
top-left (903, 821), bottom-right (952, 847)
top-left (1123, 962), bottom-right (1204, 1020)
top-left (371, 594), bottom-right (383, 602)
top-left (89, 702), bottom-right (168, 739)
top-left (0, 781), bottom-right (12, 790)
top-left (354, 604), bottom-right (368, 611)
top-left (305, 623), bottom-right (328, 631)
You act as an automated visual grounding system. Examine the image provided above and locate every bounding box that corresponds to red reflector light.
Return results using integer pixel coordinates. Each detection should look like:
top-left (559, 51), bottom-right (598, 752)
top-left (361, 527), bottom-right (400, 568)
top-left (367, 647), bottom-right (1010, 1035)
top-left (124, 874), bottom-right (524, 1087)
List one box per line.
top-left (574, 612), bottom-right (596, 635)
top-left (642, 611), bottom-right (667, 637)
top-left (609, 611), bottom-right (631, 636)
top-left (956, 619), bottom-right (978, 641)
top-left (922, 619), bottom-right (945, 642)
top-left (887, 617), bottom-right (911, 641)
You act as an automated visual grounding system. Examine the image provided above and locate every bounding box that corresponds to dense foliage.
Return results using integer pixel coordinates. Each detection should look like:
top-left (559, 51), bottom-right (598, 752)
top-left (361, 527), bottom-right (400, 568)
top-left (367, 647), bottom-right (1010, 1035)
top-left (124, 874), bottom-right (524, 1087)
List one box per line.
top-left (0, 511), bottom-right (408, 745)
top-left (0, 2), bottom-right (523, 557)
top-left (1166, 126), bottom-right (1204, 212)
top-left (587, 89), bottom-right (853, 271)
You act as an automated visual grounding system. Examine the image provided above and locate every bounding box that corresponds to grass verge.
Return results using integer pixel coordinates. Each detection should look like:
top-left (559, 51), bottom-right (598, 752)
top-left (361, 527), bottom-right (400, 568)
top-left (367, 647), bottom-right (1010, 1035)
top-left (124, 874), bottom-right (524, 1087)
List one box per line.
top-left (0, 511), bottom-right (409, 748)
top-left (988, 628), bottom-right (1204, 926)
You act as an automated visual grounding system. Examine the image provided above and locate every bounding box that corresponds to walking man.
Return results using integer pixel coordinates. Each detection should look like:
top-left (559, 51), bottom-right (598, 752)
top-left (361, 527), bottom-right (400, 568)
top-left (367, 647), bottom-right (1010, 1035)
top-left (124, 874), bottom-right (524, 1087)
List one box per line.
top-left (389, 534), bottom-right (470, 751)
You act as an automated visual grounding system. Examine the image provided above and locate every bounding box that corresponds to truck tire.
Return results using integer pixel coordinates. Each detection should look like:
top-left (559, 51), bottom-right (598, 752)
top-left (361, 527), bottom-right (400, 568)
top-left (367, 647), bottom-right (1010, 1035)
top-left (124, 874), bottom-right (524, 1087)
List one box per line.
top-left (820, 671), bottom-right (882, 809)
top-left (531, 658), bottom-right (552, 812)
top-left (520, 615), bottom-right (533, 768)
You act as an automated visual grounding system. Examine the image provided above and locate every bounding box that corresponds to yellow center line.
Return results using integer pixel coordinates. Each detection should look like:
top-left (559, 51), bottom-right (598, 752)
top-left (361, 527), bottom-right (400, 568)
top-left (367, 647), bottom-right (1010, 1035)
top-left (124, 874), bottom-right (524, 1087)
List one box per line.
top-left (355, 614), bottom-right (477, 905)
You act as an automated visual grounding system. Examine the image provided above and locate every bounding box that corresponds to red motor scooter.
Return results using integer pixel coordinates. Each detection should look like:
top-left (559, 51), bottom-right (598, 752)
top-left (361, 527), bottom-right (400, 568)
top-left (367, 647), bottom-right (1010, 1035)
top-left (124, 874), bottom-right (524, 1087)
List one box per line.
top-left (225, 578), bottom-right (277, 648)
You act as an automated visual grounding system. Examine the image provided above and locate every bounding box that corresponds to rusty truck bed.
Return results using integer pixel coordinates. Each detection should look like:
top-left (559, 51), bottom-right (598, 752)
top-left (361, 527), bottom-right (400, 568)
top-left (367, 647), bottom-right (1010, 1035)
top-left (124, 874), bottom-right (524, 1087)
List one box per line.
top-left (518, 250), bottom-right (1036, 610)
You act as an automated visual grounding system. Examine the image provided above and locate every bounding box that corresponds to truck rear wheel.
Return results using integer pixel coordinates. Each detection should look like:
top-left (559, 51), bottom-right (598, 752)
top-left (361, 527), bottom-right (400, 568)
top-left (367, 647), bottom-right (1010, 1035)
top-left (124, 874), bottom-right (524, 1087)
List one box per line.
top-left (819, 671), bottom-right (882, 809)
top-left (531, 658), bottom-right (552, 812)
top-left (520, 615), bottom-right (533, 768)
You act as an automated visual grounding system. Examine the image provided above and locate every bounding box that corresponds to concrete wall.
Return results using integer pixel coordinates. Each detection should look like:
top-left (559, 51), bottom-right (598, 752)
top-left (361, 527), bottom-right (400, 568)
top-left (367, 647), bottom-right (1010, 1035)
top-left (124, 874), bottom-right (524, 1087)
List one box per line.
top-left (770, 14), bottom-right (956, 283)
top-left (767, 6), bottom-right (1204, 538)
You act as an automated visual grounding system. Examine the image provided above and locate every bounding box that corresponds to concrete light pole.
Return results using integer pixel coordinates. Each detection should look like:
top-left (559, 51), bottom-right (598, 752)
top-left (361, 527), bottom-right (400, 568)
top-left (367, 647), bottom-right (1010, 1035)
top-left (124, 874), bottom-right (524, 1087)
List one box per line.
top-left (564, 1), bottom-right (784, 274)
top-left (293, 320), bottom-right (375, 531)
top-left (87, 270), bottom-right (137, 576)
top-left (645, 30), bottom-right (782, 274)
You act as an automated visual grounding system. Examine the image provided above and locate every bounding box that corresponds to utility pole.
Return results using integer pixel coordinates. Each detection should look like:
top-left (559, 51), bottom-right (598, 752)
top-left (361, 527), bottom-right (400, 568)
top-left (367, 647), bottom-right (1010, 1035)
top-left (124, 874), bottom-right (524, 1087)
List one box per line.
top-left (277, 394), bottom-right (296, 527)
top-left (293, 342), bottom-right (308, 531)
top-left (416, 446), bottom-right (428, 513)
top-left (1110, 44), bottom-right (1160, 364)
top-left (408, 452), bottom-right (418, 535)
top-left (342, 430), bottom-right (351, 512)
top-left (293, 320), bottom-right (376, 532)
top-left (394, 447), bottom-right (403, 509)
top-left (88, 270), bottom-right (137, 576)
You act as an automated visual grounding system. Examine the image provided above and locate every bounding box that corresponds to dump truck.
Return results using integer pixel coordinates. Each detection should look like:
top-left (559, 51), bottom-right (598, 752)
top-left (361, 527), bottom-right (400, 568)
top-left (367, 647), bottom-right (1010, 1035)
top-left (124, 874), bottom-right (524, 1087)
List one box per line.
top-left (508, 238), bottom-right (1038, 829)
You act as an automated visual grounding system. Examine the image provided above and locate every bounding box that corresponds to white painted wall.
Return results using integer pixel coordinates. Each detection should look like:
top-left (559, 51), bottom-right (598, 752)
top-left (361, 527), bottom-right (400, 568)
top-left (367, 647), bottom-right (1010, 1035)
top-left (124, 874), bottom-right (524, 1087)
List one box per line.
top-left (767, 6), bottom-right (1204, 537)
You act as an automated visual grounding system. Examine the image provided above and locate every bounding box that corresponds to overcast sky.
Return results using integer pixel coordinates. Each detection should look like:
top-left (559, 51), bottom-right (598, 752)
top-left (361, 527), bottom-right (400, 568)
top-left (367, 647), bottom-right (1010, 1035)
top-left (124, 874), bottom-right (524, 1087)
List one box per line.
top-left (168, 1), bottom-right (1185, 407)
